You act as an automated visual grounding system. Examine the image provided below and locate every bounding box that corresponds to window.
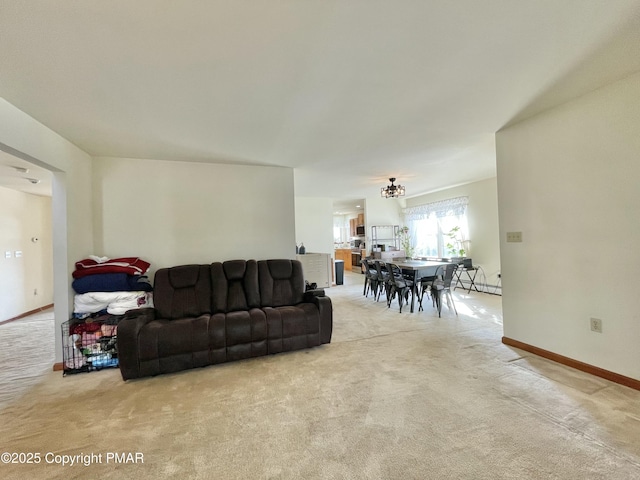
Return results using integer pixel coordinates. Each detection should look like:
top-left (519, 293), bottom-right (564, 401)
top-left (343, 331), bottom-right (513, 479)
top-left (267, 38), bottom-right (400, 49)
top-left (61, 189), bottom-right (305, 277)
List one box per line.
top-left (332, 215), bottom-right (350, 243)
top-left (403, 197), bottom-right (469, 258)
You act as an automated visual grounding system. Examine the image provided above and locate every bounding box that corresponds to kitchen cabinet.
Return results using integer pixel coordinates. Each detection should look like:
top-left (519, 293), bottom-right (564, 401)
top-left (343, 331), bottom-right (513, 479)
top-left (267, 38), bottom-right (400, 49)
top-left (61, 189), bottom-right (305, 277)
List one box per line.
top-left (334, 248), bottom-right (352, 266)
top-left (335, 248), bottom-right (368, 274)
top-left (348, 214), bottom-right (365, 238)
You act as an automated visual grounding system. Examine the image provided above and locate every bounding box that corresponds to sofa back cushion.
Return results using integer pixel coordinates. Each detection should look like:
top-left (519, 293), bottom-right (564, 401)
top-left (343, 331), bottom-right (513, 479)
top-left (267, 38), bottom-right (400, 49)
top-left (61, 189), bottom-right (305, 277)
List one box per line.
top-left (211, 260), bottom-right (261, 313)
top-left (258, 259), bottom-right (305, 307)
top-left (154, 265), bottom-right (212, 319)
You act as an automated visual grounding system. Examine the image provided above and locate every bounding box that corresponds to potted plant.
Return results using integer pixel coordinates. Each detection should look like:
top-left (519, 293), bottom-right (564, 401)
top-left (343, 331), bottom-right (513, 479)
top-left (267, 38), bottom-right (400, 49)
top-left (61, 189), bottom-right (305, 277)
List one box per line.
top-left (445, 226), bottom-right (466, 261)
top-left (396, 226), bottom-right (415, 259)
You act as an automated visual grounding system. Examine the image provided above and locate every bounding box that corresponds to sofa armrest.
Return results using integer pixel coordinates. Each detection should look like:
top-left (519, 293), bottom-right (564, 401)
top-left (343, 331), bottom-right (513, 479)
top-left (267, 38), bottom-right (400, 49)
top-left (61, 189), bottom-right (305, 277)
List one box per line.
top-left (301, 293), bottom-right (333, 345)
top-left (117, 307), bottom-right (156, 380)
top-left (303, 288), bottom-right (326, 300)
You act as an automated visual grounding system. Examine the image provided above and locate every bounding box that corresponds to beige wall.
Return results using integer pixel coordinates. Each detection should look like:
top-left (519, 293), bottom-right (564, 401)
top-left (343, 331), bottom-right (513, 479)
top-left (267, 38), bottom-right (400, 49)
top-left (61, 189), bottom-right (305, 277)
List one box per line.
top-left (92, 157), bottom-right (296, 277)
top-left (496, 71), bottom-right (640, 380)
top-left (0, 98), bottom-right (298, 363)
top-left (364, 196), bottom-right (403, 250)
top-left (0, 98), bottom-right (94, 362)
top-left (404, 177), bottom-right (501, 285)
top-left (294, 196), bottom-right (334, 256)
top-left (0, 187), bottom-right (53, 320)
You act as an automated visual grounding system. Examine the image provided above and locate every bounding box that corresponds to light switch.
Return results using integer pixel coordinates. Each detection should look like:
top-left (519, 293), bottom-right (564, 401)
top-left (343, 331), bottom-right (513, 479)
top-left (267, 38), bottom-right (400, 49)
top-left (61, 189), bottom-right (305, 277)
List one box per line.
top-left (506, 232), bottom-right (523, 243)
top-left (15, 251), bottom-right (23, 258)
top-left (5, 251), bottom-right (12, 258)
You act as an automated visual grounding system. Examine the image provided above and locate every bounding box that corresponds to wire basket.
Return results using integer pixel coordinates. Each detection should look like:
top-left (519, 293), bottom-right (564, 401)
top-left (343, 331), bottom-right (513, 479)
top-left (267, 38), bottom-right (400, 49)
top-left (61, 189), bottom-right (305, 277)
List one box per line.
top-left (62, 315), bottom-right (121, 375)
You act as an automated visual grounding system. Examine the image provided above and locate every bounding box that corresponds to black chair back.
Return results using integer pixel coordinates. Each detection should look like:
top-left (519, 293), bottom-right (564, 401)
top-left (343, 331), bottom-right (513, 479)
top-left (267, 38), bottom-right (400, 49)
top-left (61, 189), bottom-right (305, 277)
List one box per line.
top-left (435, 263), bottom-right (458, 288)
top-left (431, 263), bottom-right (459, 317)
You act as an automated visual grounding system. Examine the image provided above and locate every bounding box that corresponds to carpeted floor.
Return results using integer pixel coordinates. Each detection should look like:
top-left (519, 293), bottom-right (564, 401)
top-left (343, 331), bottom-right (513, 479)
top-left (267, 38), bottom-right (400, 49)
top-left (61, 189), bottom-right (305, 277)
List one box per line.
top-left (1, 272), bottom-right (640, 479)
top-left (0, 309), bottom-right (56, 408)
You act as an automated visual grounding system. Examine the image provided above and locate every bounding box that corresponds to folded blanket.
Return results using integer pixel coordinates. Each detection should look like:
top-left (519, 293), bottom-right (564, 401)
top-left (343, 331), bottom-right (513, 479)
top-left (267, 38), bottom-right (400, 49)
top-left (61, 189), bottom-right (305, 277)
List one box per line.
top-left (72, 273), bottom-right (153, 294)
top-left (73, 257), bottom-right (151, 279)
top-left (73, 291), bottom-right (154, 315)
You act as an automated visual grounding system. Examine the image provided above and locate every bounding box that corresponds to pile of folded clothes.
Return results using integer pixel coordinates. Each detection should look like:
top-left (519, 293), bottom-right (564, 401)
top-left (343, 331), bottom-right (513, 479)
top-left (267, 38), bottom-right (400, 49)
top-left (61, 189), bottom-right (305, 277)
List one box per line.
top-left (72, 256), bottom-right (154, 317)
top-left (65, 256), bottom-right (155, 371)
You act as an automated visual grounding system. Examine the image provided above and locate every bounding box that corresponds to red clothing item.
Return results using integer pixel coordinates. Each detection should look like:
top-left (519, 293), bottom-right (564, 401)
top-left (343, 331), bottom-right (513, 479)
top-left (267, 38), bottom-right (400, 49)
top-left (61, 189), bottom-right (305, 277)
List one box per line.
top-left (70, 321), bottom-right (103, 335)
top-left (72, 257), bottom-right (150, 279)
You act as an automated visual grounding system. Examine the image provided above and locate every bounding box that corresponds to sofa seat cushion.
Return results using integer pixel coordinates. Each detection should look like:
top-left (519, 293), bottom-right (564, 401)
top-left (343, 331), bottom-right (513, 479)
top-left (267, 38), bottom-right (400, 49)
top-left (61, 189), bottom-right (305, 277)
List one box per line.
top-left (138, 315), bottom-right (211, 365)
top-left (209, 308), bottom-right (267, 363)
top-left (263, 303), bottom-right (321, 353)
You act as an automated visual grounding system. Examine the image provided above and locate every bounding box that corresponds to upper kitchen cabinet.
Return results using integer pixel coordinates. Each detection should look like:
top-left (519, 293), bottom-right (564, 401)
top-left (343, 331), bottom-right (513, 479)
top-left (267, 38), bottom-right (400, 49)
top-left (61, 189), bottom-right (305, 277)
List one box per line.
top-left (350, 214), bottom-right (365, 237)
top-left (333, 199), bottom-right (366, 243)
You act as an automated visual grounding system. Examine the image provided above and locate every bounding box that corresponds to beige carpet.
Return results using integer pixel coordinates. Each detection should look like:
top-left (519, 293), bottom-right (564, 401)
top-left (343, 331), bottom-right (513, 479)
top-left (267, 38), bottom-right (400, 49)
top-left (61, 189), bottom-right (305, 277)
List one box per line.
top-left (0, 309), bottom-right (56, 408)
top-left (1, 272), bottom-right (640, 479)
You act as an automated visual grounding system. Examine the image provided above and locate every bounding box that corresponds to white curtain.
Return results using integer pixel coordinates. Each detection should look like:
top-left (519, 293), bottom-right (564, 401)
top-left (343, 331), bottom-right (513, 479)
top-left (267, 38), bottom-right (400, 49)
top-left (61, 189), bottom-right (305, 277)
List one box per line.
top-left (402, 197), bottom-right (469, 258)
top-left (403, 196), bottom-right (468, 220)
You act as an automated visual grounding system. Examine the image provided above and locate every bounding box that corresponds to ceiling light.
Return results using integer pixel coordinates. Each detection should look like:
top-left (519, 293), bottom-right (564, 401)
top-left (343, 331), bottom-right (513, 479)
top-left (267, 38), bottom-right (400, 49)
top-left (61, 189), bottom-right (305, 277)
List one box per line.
top-left (381, 178), bottom-right (405, 198)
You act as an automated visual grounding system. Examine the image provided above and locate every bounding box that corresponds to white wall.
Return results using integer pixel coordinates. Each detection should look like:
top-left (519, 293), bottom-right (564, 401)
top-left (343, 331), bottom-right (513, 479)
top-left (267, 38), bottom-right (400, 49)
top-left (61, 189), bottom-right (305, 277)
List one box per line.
top-left (92, 157), bottom-right (295, 277)
top-left (364, 196), bottom-right (403, 251)
top-left (496, 71), bottom-right (640, 380)
top-left (0, 187), bottom-right (53, 320)
top-left (0, 98), bottom-right (94, 363)
top-left (294, 196), bottom-right (334, 255)
top-left (404, 178), bottom-right (501, 286)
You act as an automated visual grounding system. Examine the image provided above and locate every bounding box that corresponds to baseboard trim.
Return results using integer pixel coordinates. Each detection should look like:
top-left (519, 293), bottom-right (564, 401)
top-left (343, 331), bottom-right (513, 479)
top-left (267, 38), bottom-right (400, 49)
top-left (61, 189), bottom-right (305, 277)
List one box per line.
top-left (502, 337), bottom-right (640, 391)
top-left (0, 303), bottom-right (54, 326)
top-left (53, 362), bottom-right (64, 372)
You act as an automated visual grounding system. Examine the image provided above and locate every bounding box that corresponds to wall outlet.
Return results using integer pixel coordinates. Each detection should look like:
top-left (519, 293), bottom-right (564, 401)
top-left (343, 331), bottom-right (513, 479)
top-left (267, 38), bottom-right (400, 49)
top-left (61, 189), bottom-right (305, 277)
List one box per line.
top-left (506, 231), bottom-right (523, 243)
top-left (590, 317), bottom-right (603, 333)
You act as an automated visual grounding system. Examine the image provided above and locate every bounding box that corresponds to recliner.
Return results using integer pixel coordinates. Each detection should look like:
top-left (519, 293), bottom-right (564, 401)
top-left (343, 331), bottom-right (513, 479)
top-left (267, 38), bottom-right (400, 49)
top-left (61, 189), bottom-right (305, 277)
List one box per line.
top-left (117, 259), bottom-right (332, 380)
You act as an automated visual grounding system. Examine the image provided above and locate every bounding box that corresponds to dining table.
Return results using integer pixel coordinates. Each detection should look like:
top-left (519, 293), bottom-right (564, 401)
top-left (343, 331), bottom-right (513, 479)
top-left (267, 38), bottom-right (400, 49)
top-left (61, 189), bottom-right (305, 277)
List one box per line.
top-left (393, 259), bottom-right (450, 313)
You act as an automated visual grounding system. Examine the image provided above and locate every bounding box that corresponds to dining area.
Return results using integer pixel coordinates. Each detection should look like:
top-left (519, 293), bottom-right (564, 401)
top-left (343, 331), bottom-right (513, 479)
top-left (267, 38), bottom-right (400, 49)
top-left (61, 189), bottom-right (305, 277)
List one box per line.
top-left (360, 258), bottom-right (460, 316)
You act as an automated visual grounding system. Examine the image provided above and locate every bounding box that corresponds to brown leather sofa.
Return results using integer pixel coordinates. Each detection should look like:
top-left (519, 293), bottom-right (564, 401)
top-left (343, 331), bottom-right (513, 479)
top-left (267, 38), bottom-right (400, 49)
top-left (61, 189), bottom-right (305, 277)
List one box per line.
top-left (117, 259), bottom-right (333, 380)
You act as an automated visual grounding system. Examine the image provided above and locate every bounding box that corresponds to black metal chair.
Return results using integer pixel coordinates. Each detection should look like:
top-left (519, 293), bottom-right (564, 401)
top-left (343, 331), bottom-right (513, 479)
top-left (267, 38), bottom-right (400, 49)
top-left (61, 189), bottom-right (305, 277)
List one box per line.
top-left (430, 263), bottom-right (459, 317)
top-left (385, 263), bottom-right (415, 313)
top-left (373, 260), bottom-right (389, 302)
top-left (417, 273), bottom-right (437, 311)
top-left (361, 258), bottom-right (379, 298)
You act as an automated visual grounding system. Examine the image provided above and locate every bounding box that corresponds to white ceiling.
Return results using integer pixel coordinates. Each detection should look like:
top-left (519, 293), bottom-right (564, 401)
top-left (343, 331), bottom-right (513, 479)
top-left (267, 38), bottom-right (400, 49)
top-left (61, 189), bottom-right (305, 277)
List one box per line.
top-left (0, 150), bottom-right (52, 196)
top-left (1, 1), bottom-right (639, 202)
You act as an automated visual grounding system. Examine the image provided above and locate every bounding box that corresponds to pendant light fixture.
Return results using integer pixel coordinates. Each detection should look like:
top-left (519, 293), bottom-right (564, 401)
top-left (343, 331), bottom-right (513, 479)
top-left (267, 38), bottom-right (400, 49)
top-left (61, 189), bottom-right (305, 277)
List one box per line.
top-left (381, 178), bottom-right (405, 198)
